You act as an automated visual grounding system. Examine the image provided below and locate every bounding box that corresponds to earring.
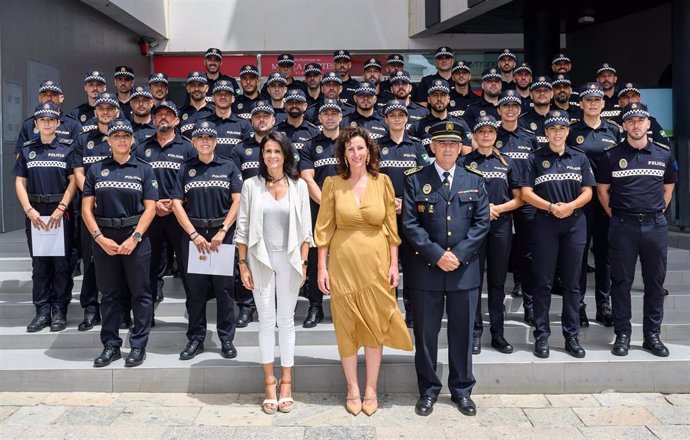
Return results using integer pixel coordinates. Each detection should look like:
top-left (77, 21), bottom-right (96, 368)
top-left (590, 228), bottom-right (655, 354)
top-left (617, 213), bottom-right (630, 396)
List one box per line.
top-left (345, 159), bottom-right (349, 168)
top-left (366, 155), bottom-right (370, 165)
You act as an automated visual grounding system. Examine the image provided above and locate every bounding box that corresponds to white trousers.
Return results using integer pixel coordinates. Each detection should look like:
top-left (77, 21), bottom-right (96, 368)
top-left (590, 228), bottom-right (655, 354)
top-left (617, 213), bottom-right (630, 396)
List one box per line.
top-left (253, 251), bottom-right (300, 367)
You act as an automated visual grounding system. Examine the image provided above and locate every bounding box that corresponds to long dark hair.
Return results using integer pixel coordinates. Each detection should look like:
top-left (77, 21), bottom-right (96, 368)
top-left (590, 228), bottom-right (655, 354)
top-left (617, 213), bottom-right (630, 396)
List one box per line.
top-left (335, 126), bottom-right (380, 179)
top-left (258, 131), bottom-right (300, 181)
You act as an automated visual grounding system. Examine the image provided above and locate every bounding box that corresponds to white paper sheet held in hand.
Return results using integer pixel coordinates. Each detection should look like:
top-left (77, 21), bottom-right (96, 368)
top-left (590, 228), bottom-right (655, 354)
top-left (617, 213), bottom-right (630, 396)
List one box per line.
top-left (31, 216), bottom-right (66, 257)
top-left (187, 242), bottom-right (235, 276)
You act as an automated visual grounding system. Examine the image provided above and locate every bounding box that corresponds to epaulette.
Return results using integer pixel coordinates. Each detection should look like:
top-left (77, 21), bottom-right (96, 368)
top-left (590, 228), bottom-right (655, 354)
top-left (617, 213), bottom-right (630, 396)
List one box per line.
top-left (404, 165), bottom-right (424, 176)
top-left (604, 143), bottom-right (620, 151)
top-left (519, 126), bottom-right (535, 135)
top-left (607, 119), bottom-right (623, 132)
top-left (465, 166), bottom-right (484, 177)
top-left (652, 140), bottom-right (670, 150)
top-left (58, 138), bottom-right (74, 146)
top-left (408, 135), bottom-right (422, 143)
top-left (569, 145), bottom-right (585, 154)
top-left (23, 139), bottom-right (38, 147)
top-left (305, 120), bottom-right (319, 130)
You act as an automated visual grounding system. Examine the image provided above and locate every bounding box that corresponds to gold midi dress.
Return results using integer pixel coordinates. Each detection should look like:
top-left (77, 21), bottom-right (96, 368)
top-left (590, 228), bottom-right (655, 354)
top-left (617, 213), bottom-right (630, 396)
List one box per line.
top-left (315, 173), bottom-right (413, 357)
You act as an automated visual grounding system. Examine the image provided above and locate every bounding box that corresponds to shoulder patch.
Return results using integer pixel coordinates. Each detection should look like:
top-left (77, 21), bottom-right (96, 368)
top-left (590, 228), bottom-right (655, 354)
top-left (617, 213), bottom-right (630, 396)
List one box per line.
top-left (404, 165), bottom-right (424, 176)
top-left (652, 140), bottom-right (670, 150)
top-left (465, 166), bottom-right (484, 177)
top-left (59, 138), bottom-right (74, 145)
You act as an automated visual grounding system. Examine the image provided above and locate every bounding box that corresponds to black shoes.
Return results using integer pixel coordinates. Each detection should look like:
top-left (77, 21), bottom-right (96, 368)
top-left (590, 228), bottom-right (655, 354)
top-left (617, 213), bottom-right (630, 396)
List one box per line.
top-left (221, 340), bottom-right (238, 359)
top-left (579, 304), bottom-right (590, 328)
top-left (491, 336), bottom-right (514, 354)
top-left (302, 305), bottom-right (324, 328)
top-left (404, 311), bottom-right (414, 329)
top-left (565, 335), bottom-right (586, 358)
top-left (472, 336), bottom-right (481, 355)
top-left (236, 309), bottom-right (254, 328)
top-left (50, 312), bottom-right (67, 332)
top-left (643, 334), bottom-right (669, 357)
top-left (155, 285), bottom-right (164, 303)
top-left (595, 304), bottom-right (614, 327)
top-left (511, 281), bottom-right (523, 298)
top-left (524, 308), bottom-right (534, 326)
top-left (78, 312), bottom-right (101, 332)
top-left (179, 340), bottom-right (204, 360)
top-left (27, 314), bottom-right (51, 332)
top-left (94, 345), bottom-right (121, 367)
top-left (125, 348), bottom-right (146, 367)
top-left (451, 396), bottom-right (477, 416)
top-left (611, 334), bottom-right (631, 356)
top-left (120, 311), bottom-right (133, 329)
top-left (534, 335), bottom-right (550, 358)
top-left (414, 396), bottom-right (436, 416)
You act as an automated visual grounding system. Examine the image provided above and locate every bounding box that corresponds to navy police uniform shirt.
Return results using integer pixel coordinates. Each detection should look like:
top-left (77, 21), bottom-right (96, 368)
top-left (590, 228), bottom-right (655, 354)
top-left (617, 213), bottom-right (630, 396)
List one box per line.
top-left (378, 133), bottom-right (430, 197)
top-left (132, 120), bottom-right (156, 145)
top-left (518, 108), bottom-right (550, 147)
top-left (13, 137), bottom-right (74, 196)
top-left (229, 136), bottom-right (262, 180)
top-left (566, 119), bottom-right (622, 174)
top-left (404, 100), bottom-right (430, 123)
top-left (232, 95), bottom-right (261, 120)
top-left (409, 114), bottom-right (472, 151)
top-left (401, 164), bottom-right (490, 291)
top-left (463, 99), bottom-right (500, 134)
top-left (70, 103), bottom-right (96, 126)
top-left (339, 77), bottom-right (360, 105)
top-left (172, 155), bottom-right (243, 221)
top-left (118, 99), bottom-right (133, 121)
top-left (274, 119), bottom-right (320, 152)
top-left (496, 125), bottom-right (539, 215)
top-left (135, 134), bottom-right (196, 199)
top-left (341, 111), bottom-right (388, 140)
top-left (15, 113), bottom-right (82, 154)
top-left (448, 89), bottom-right (482, 118)
top-left (596, 140), bottom-right (677, 213)
top-left (179, 103), bottom-right (215, 137)
top-left (298, 133), bottom-right (338, 189)
top-left (462, 150), bottom-right (520, 205)
top-left (83, 155), bottom-right (158, 219)
top-left (521, 146), bottom-right (596, 204)
top-left (200, 113), bottom-right (252, 158)
top-left (74, 128), bottom-right (110, 174)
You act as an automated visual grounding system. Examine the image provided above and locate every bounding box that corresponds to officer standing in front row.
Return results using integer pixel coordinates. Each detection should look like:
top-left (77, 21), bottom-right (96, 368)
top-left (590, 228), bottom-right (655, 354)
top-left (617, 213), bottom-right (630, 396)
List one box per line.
top-left (81, 120), bottom-right (158, 368)
top-left (402, 121), bottom-right (490, 418)
top-left (596, 103), bottom-right (676, 358)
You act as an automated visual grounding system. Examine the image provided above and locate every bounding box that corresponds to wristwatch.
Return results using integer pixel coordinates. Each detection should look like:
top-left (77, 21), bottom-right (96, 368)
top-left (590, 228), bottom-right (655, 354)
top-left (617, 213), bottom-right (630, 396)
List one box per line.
top-left (131, 231), bottom-right (142, 242)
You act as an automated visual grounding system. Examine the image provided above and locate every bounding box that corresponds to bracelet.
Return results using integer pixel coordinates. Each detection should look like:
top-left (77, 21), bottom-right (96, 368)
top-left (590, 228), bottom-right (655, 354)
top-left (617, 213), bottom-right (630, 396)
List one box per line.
top-left (58, 202), bottom-right (68, 209)
top-left (24, 206), bottom-right (34, 215)
top-left (92, 231), bottom-right (103, 240)
top-left (238, 259), bottom-right (248, 265)
top-left (547, 203), bottom-right (553, 213)
top-left (190, 231), bottom-right (199, 240)
top-left (56, 205), bottom-right (66, 213)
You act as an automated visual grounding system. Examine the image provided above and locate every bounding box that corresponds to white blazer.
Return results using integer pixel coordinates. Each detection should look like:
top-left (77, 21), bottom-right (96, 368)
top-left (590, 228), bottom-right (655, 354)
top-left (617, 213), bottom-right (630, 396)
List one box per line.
top-left (233, 176), bottom-right (314, 292)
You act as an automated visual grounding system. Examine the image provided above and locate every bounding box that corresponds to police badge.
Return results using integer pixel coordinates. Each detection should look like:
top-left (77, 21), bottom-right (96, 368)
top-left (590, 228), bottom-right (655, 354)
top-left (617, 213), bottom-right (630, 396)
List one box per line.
top-left (542, 160), bottom-right (550, 168)
top-left (619, 158), bottom-right (628, 169)
top-left (29, 151), bottom-right (36, 159)
top-left (576, 135), bottom-right (584, 144)
top-left (101, 168), bottom-right (110, 177)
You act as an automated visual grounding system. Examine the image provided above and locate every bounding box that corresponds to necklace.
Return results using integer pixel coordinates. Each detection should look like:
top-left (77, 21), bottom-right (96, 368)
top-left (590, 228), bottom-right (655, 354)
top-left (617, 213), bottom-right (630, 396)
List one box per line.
top-left (267, 175), bottom-right (286, 187)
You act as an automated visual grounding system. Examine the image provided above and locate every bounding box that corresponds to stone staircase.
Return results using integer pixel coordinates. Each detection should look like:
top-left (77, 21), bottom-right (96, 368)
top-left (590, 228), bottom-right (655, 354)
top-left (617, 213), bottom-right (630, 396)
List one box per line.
top-left (1, 229), bottom-right (689, 394)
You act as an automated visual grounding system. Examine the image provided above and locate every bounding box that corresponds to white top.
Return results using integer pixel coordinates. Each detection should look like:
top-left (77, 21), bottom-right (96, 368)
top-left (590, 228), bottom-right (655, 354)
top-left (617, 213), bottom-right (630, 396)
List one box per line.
top-left (262, 191), bottom-right (290, 252)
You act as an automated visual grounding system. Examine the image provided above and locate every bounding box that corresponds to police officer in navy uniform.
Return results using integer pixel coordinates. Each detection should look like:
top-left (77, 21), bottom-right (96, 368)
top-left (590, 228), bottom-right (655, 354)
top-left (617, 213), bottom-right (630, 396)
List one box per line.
top-left (130, 86), bottom-right (156, 144)
top-left (178, 72), bottom-right (215, 136)
top-left (448, 61), bottom-right (481, 119)
top-left (275, 89), bottom-right (320, 152)
top-left (567, 82), bottom-right (622, 327)
top-left (171, 121), bottom-right (241, 360)
top-left (520, 109), bottom-right (595, 359)
top-left (386, 70), bottom-right (429, 123)
top-left (113, 66), bottom-right (134, 121)
top-left (595, 63), bottom-right (619, 115)
top-left (402, 120), bottom-right (489, 417)
top-left (518, 76), bottom-right (554, 148)
top-left (496, 91), bottom-right (539, 322)
top-left (596, 102), bottom-right (676, 357)
top-left (378, 99), bottom-right (430, 327)
top-left (264, 72), bottom-right (289, 124)
top-left (513, 63), bottom-right (533, 112)
top-left (148, 73), bottom-right (170, 104)
top-left (260, 53), bottom-right (308, 98)
top-left (361, 58), bottom-right (385, 103)
top-left (552, 74), bottom-right (582, 123)
top-left (199, 80), bottom-right (252, 158)
top-left (204, 48), bottom-right (241, 102)
top-left (305, 72), bottom-right (355, 124)
top-left (409, 79), bottom-right (472, 157)
top-left (463, 68), bottom-right (502, 130)
top-left (303, 63), bottom-right (324, 106)
top-left (333, 50), bottom-right (360, 104)
top-left (73, 93), bottom-right (123, 330)
top-left (70, 71), bottom-right (107, 125)
top-left (15, 81), bottom-right (81, 157)
top-left (341, 82), bottom-right (388, 140)
top-left (234, 64), bottom-right (262, 120)
top-left (611, 82), bottom-right (671, 149)
top-left (299, 98), bottom-right (342, 327)
top-left (14, 103), bottom-right (77, 332)
top-left (414, 47), bottom-right (455, 106)
top-left (82, 119), bottom-right (158, 368)
top-left (463, 115), bottom-right (523, 355)
top-left (136, 100), bottom-right (197, 309)
top-left (496, 49), bottom-right (517, 90)
top-left (229, 100), bottom-right (276, 326)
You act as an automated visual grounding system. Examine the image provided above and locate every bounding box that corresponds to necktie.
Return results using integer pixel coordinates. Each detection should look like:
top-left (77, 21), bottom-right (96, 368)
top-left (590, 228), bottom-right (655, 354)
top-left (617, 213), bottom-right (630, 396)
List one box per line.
top-left (442, 171), bottom-right (451, 197)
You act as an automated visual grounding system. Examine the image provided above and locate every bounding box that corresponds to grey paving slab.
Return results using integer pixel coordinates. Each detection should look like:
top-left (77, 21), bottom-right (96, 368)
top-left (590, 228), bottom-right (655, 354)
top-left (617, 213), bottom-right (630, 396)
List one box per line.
top-left (194, 404), bottom-right (273, 426)
top-left (376, 426), bottom-right (448, 440)
top-left (55, 405), bottom-right (124, 425)
top-left (646, 404), bottom-right (690, 425)
top-left (303, 426), bottom-right (376, 440)
top-left (0, 425), bottom-right (166, 440)
top-left (593, 392), bottom-right (671, 407)
top-left (545, 394), bottom-right (601, 407)
top-left (0, 392), bottom-right (49, 406)
top-left (665, 393), bottom-right (690, 406)
top-left (229, 426), bottom-right (306, 439)
top-left (111, 406), bottom-right (200, 426)
top-left (0, 406), bottom-right (17, 423)
top-left (160, 426), bottom-right (238, 439)
top-left (443, 426), bottom-right (586, 440)
top-left (497, 394), bottom-right (551, 407)
top-left (3, 405), bottom-right (68, 425)
top-left (524, 407), bottom-right (585, 427)
top-left (41, 392), bottom-right (119, 406)
top-left (578, 426), bottom-right (659, 440)
top-left (649, 426), bottom-right (690, 439)
top-left (573, 406), bottom-right (661, 426)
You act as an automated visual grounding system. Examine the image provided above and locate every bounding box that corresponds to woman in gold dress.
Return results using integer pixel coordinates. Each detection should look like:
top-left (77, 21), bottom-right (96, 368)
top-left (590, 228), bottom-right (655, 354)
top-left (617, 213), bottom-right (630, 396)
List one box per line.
top-left (315, 126), bottom-right (413, 416)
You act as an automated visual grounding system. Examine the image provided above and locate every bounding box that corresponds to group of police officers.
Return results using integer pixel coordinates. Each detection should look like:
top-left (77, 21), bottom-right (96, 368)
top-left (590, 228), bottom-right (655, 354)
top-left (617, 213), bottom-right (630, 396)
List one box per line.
top-left (13, 46), bottom-right (675, 379)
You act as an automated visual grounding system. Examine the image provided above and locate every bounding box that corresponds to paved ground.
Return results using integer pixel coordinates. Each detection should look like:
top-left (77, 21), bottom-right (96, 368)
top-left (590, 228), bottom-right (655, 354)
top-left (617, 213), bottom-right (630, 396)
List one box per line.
top-left (0, 392), bottom-right (688, 439)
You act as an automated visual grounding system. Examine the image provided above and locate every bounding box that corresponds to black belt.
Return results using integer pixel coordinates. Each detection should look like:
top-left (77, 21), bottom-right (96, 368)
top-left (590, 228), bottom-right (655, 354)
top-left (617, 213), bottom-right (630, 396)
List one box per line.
top-left (612, 210), bottom-right (661, 221)
top-left (95, 215), bottom-right (141, 229)
top-left (28, 194), bottom-right (62, 203)
top-left (189, 217), bottom-right (226, 228)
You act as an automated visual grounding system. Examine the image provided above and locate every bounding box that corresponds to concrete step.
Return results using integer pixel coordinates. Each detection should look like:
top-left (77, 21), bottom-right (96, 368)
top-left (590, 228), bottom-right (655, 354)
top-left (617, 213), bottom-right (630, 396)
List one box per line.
top-left (1, 341), bottom-right (689, 394)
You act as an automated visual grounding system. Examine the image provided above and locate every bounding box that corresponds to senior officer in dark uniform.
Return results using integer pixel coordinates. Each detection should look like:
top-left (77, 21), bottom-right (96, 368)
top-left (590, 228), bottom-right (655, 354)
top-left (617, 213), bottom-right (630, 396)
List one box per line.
top-left (402, 121), bottom-right (490, 417)
top-left (299, 98), bottom-right (342, 328)
top-left (136, 101), bottom-right (197, 310)
top-left (82, 119), bottom-right (158, 368)
top-left (463, 115), bottom-right (523, 355)
top-left (71, 71), bottom-right (107, 125)
top-left (14, 103), bottom-right (77, 332)
top-left (567, 82), bottom-right (622, 327)
top-left (378, 99), bottom-right (430, 327)
top-left (171, 121), bottom-right (241, 360)
top-left (520, 109), bottom-right (595, 359)
top-left (596, 103), bottom-right (676, 357)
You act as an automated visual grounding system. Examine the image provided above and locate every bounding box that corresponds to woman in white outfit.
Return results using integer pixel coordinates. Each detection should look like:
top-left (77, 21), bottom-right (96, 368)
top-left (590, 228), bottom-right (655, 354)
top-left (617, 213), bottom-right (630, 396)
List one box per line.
top-left (234, 131), bottom-right (313, 414)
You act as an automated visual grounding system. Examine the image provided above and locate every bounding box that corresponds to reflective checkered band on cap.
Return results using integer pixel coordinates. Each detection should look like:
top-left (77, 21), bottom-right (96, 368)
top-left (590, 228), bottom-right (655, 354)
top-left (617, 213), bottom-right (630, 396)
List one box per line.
top-left (427, 80), bottom-right (450, 94)
top-left (611, 169), bottom-right (665, 178)
top-left (266, 73), bottom-right (288, 85)
top-left (304, 64), bottom-right (322, 75)
top-left (212, 80), bottom-right (235, 94)
top-left (534, 173), bottom-right (582, 186)
top-left (387, 54), bottom-right (404, 64)
top-left (150, 161), bottom-right (182, 170)
top-left (205, 48), bottom-right (222, 58)
top-left (186, 72), bottom-right (208, 84)
top-left (498, 49), bottom-right (516, 60)
top-left (39, 81), bottom-right (63, 94)
top-left (617, 83), bottom-right (641, 98)
top-left (84, 71), bottom-right (106, 83)
top-left (482, 69), bottom-right (502, 81)
top-left (107, 121), bottom-right (133, 135)
top-left (354, 83), bottom-right (376, 95)
top-left (530, 78), bottom-right (553, 90)
top-left (130, 86), bottom-right (153, 99)
top-left (514, 63), bottom-right (532, 74)
top-left (622, 107), bottom-right (650, 121)
top-left (251, 101), bottom-right (275, 115)
top-left (363, 58), bottom-right (382, 70)
top-left (34, 105), bottom-right (60, 119)
top-left (552, 54), bottom-right (571, 64)
top-left (552, 75), bottom-right (571, 86)
top-left (333, 50), bottom-right (351, 61)
top-left (114, 67), bottom-right (134, 78)
top-left (597, 64), bottom-right (617, 75)
top-left (95, 181), bottom-right (143, 192)
top-left (498, 92), bottom-right (522, 106)
top-left (435, 47), bottom-right (453, 58)
top-left (284, 89), bottom-right (307, 102)
top-left (452, 61), bottom-right (471, 73)
top-left (319, 99), bottom-right (342, 113)
top-left (321, 73), bottom-right (342, 84)
top-left (544, 115), bottom-right (570, 127)
top-left (184, 180), bottom-right (230, 193)
top-left (390, 70), bottom-right (411, 83)
top-left (148, 73), bottom-right (169, 85)
top-left (473, 117), bottom-right (500, 132)
top-left (95, 94), bottom-right (120, 108)
top-left (26, 160), bottom-right (67, 169)
top-left (240, 65), bottom-right (259, 76)
top-left (384, 100), bottom-right (408, 115)
top-left (191, 126), bottom-right (218, 138)
top-left (277, 54), bottom-right (295, 65)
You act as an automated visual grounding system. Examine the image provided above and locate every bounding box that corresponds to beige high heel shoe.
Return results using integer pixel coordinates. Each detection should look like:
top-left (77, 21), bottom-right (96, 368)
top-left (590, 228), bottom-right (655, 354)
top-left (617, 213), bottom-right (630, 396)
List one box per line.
top-left (262, 376), bottom-right (278, 414)
top-left (346, 395), bottom-right (362, 416)
top-left (362, 396), bottom-right (378, 416)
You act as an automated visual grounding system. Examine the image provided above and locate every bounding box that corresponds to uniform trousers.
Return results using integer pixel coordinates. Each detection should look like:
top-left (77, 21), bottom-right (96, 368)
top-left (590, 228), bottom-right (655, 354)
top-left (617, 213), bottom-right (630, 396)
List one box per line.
top-left (305, 202), bottom-right (322, 308)
top-left (93, 227), bottom-right (152, 349)
top-left (474, 214), bottom-right (512, 338)
top-left (510, 210), bottom-right (535, 310)
top-left (25, 203), bottom-right (73, 316)
top-left (252, 251), bottom-right (301, 367)
top-left (178, 227), bottom-right (236, 343)
top-left (608, 212), bottom-right (667, 337)
top-left (579, 197), bottom-right (611, 308)
top-left (79, 222), bottom-right (100, 314)
top-left (397, 216), bottom-right (413, 314)
top-left (148, 214), bottom-right (186, 300)
top-left (530, 211), bottom-right (586, 339)
top-left (411, 287), bottom-right (478, 400)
